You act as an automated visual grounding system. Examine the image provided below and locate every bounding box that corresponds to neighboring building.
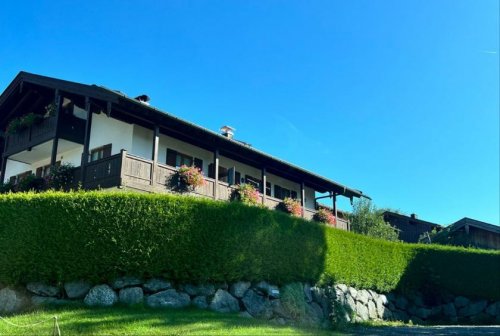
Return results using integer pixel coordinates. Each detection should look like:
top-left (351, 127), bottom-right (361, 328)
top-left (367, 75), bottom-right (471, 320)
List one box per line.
top-left (383, 211), bottom-right (442, 243)
top-left (0, 72), bottom-right (369, 229)
top-left (442, 218), bottom-right (500, 250)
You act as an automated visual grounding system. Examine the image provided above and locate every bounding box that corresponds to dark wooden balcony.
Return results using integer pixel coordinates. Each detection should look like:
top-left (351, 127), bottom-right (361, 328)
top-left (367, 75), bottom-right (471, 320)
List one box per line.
top-left (80, 151), bottom-right (350, 230)
top-left (4, 115), bottom-right (86, 156)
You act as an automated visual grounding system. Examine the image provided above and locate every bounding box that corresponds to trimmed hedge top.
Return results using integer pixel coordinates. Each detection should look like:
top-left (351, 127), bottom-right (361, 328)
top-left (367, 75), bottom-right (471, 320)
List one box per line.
top-left (0, 191), bottom-right (499, 300)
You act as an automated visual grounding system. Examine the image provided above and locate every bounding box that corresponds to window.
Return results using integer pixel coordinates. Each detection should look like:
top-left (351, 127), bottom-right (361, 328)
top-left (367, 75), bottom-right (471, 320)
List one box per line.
top-left (36, 161), bottom-right (61, 178)
top-left (274, 184), bottom-right (297, 200)
top-left (245, 175), bottom-right (260, 189)
top-left (167, 149), bottom-right (203, 170)
top-left (208, 164), bottom-right (229, 182)
top-left (90, 144), bottom-right (112, 162)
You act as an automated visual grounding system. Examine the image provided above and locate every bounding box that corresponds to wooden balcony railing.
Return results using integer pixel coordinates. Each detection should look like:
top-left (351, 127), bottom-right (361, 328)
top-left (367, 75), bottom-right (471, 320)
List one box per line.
top-left (5, 117), bottom-right (57, 155)
top-left (81, 151), bottom-right (350, 230)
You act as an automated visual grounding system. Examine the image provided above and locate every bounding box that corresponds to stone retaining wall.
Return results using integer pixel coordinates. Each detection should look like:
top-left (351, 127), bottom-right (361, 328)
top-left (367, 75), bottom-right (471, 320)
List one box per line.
top-left (0, 279), bottom-right (499, 326)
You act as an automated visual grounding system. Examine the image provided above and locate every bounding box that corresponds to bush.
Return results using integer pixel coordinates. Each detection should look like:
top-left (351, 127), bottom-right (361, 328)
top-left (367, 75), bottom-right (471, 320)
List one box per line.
top-left (230, 184), bottom-right (260, 206)
top-left (167, 165), bottom-right (205, 193)
top-left (16, 174), bottom-right (47, 192)
top-left (0, 192), bottom-right (499, 300)
top-left (349, 199), bottom-right (399, 242)
top-left (46, 163), bottom-right (76, 191)
top-left (314, 208), bottom-right (336, 226)
top-left (0, 182), bottom-right (15, 194)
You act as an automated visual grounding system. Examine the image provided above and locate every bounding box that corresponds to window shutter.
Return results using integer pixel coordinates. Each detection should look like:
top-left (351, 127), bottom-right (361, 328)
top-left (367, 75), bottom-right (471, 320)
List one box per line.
top-left (274, 185), bottom-right (282, 199)
top-left (266, 182), bottom-right (272, 196)
top-left (36, 167), bottom-right (43, 177)
top-left (235, 171), bottom-right (241, 185)
top-left (194, 158), bottom-right (203, 171)
top-left (103, 144), bottom-right (112, 158)
top-left (208, 163), bottom-right (215, 178)
top-left (166, 149), bottom-right (177, 167)
top-left (227, 167), bottom-right (235, 185)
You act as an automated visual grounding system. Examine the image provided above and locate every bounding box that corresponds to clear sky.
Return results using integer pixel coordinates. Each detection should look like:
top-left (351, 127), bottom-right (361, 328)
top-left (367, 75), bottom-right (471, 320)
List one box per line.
top-left (1, 1), bottom-right (498, 225)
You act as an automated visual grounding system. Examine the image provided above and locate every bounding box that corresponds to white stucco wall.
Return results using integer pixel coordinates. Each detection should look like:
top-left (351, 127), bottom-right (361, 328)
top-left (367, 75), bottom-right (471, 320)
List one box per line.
top-left (89, 113), bottom-right (133, 156)
top-left (158, 134), bottom-right (213, 174)
top-left (3, 146), bottom-right (83, 183)
top-left (131, 125), bottom-right (153, 160)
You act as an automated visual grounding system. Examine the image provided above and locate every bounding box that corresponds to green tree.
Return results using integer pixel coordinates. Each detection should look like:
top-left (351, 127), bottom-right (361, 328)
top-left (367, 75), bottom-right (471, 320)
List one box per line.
top-left (349, 199), bottom-right (399, 241)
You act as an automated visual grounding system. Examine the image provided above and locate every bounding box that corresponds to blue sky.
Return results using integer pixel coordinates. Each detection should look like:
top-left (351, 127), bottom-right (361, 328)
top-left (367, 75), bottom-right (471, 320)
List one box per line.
top-left (1, 1), bottom-right (498, 225)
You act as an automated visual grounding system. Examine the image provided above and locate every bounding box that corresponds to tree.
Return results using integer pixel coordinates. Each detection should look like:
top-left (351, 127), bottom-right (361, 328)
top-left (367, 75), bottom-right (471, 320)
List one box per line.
top-left (349, 199), bottom-right (399, 242)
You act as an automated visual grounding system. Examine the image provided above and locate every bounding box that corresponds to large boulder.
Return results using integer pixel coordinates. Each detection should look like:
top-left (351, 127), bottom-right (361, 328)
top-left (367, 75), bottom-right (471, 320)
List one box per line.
top-left (182, 284), bottom-right (215, 297)
top-left (355, 301), bottom-right (369, 321)
top-left (303, 283), bottom-right (313, 303)
top-left (368, 300), bottom-right (378, 319)
top-left (84, 285), bottom-right (118, 307)
top-left (209, 289), bottom-right (240, 313)
top-left (119, 287), bottom-right (144, 305)
top-left (230, 281), bottom-right (251, 298)
top-left (356, 290), bottom-right (370, 305)
top-left (454, 296), bottom-right (470, 309)
top-left (458, 300), bottom-right (488, 317)
top-left (0, 288), bottom-right (28, 313)
top-left (242, 289), bottom-right (270, 317)
top-left (443, 302), bottom-right (457, 317)
top-left (415, 307), bottom-right (432, 320)
top-left (192, 296), bottom-right (208, 309)
top-left (143, 278), bottom-right (171, 293)
top-left (111, 276), bottom-right (142, 290)
top-left (146, 289), bottom-right (190, 308)
top-left (64, 281), bottom-right (91, 299)
top-left (26, 282), bottom-right (59, 297)
top-left (486, 302), bottom-right (500, 316)
top-left (395, 296), bottom-right (408, 310)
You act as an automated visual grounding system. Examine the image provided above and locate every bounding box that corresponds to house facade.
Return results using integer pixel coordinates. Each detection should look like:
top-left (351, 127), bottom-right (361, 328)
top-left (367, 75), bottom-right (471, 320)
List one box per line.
top-left (383, 211), bottom-right (442, 243)
top-left (0, 72), bottom-right (368, 229)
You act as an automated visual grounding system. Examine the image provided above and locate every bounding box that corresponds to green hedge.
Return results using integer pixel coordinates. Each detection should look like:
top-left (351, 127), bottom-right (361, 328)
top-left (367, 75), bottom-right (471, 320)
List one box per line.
top-left (0, 191), bottom-right (499, 300)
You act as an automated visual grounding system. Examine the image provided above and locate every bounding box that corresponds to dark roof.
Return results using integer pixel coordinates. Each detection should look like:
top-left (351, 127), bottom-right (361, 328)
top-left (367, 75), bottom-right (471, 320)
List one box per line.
top-left (382, 211), bottom-right (442, 228)
top-left (0, 71), bottom-right (368, 199)
top-left (449, 218), bottom-right (500, 235)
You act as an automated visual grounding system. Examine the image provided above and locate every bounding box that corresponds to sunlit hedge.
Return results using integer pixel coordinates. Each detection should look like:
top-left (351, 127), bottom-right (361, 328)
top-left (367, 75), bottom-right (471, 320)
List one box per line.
top-left (0, 191), bottom-right (498, 300)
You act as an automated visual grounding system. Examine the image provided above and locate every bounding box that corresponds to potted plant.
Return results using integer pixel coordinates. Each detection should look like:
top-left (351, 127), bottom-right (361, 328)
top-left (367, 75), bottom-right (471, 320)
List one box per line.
top-left (171, 165), bottom-right (206, 193)
top-left (314, 208), bottom-right (336, 226)
top-left (282, 197), bottom-right (302, 217)
top-left (230, 183), bottom-right (260, 206)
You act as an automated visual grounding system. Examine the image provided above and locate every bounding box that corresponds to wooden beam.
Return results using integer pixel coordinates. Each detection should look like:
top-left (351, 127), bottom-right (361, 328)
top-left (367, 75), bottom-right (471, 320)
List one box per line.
top-left (50, 90), bottom-right (61, 167)
top-left (151, 125), bottom-right (160, 186)
top-left (301, 182), bottom-right (306, 218)
top-left (0, 138), bottom-right (7, 183)
top-left (261, 167), bottom-right (267, 205)
top-left (80, 97), bottom-right (93, 182)
top-left (213, 149), bottom-right (219, 200)
top-left (332, 192), bottom-right (338, 226)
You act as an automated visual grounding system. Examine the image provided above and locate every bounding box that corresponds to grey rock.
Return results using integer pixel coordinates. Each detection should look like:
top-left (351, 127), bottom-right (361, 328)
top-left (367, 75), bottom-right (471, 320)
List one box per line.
top-left (182, 284), bottom-right (216, 297)
top-left (348, 287), bottom-right (358, 299)
top-left (368, 290), bottom-right (378, 301)
top-left (459, 300), bottom-right (488, 317)
top-left (31, 296), bottom-right (68, 306)
top-left (454, 296), bottom-right (470, 308)
top-left (271, 317), bottom-right (286, 325)
top-left (119, 287), bottom-right (143, 305)
top-left (242, 289), bottom-right (267, 317)
top-left (407, 305), bottom-right (418, 316)
top-left (254, 281), bottom-right (280, 299)
top-left (413, 295), bottom-right (425, 308)
top-left (303, 283), bottom-right (312, 303)
top-left (368, 300), bottom-right (378, 319)
top-left (26, 282), bottom-right (59, 297)
top-left (387, 302), bottom-right (396, 311)
top-left (271, 300), bottom-right (292, 319)
top-left (111, 276), bottom-right (142, 290)
top-left (192, 296), bottom-right (208, 309)
top-left (311, 287), bottom-right (326, 304)
top-left (356, 301), bottom-right (369, 321)
top-left (357, 289), bottom-right (370, 305)
top-left (443, 302), bottom-right (457, 317)
top-left (146, 289), bottom-right (190, 308)
top-left (143, 278), bottom-right (171, 293)
top-left (239, 311), bottom-right (253, 318)
top-left (0, 288), bottom-right (28, 313)
top-left (410, 316), bottom-right (424, 325)
top-left (395, 296), bottom-right (408, 310)
top-left (382, 308), bottom-right (394, 320)
top-left (84, 285), bottom-right (118, 307)
top-left (209, 289), bottom-right (240, 313)
top-left (306, 302), bottom-right (324, 324)
top-left (312, 287), bottom-right (331, 318)
top-left (415, 307), bottom-right (432, 319)
top-left (336, 284), bottom-right (348, 293)
top-left (486, 302), bottom-right (499, 316)
top-left (392, 309), bottom-right (409, 322)
top-left (346, 294), bottom-right (357, 314)
top-left (430, 305), bottom-right (443, 317)
top-left (375, 297), bottom-right (386, 319)
top-left (64, 281), bottom-right (91, 299)
top-left (229, 281), bottom-right (251, 298)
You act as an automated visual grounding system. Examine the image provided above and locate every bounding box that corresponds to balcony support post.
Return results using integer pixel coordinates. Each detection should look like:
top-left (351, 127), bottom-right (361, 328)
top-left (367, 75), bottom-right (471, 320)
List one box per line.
top-left (151, 125), bottom-right (159, 186)
top-left (261, 167), bottom-right (267, 205)
top-left (301, 182), bottom-right (306, 218)
top-left (332, 192), bottom-right (338, 225)
top-left (213, 149), bottom-right (219, 200)
top-left (50, 90), bottom-right (62, 168)
top-left (80, 97), bottom-right (93, 183)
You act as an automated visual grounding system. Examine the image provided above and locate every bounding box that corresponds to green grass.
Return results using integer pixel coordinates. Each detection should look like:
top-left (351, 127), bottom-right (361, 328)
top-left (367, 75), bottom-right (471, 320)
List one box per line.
top-left (0, 305), bottom-right (338, 336)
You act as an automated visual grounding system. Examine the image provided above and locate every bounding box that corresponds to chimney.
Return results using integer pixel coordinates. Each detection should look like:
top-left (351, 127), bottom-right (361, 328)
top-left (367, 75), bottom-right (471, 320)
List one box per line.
top-left (220, 126), bottom-right (235, 139)
top-left (410, 213), bottom-right (418, 219)
top-left (135, 94), bottom-right (150, 105)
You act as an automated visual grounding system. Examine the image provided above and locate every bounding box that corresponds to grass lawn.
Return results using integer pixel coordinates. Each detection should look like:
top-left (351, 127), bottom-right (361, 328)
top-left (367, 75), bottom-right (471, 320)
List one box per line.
top-left (0, 304), bottom-right (339, 335)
